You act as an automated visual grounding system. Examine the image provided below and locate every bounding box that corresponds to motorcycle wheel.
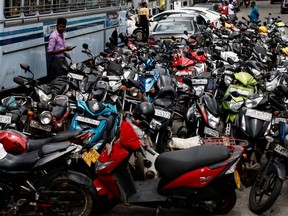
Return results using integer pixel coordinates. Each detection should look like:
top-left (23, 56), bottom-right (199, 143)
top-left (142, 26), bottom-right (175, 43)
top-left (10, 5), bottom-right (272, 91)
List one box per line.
top-left (35, 176), bottom-right (96, 216)
top-left (249, 169), bottom-right (283, 214)
top-left (214, 186), bottom-right (237, 214)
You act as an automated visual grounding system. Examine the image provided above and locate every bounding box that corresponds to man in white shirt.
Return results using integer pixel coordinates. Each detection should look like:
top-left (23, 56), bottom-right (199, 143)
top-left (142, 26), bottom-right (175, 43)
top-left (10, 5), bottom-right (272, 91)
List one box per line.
top-left (228, 0), bottom-right (236, 19)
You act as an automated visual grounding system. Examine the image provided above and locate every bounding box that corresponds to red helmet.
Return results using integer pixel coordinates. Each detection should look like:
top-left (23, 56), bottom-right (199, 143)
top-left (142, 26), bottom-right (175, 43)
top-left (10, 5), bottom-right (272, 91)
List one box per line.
top-left (0, 130), bottom-right (27, 155)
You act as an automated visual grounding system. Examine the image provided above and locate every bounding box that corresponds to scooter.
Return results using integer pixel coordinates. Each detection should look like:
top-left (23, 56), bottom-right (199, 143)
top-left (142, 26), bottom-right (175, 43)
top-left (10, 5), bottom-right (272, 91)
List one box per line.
top-left (92, 118), bottom-right (244, 214)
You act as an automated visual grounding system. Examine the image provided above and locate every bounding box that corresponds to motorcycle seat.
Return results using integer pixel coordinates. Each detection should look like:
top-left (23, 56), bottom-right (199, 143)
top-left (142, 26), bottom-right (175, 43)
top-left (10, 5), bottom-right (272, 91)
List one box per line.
top-left (0, 142), bottom-right (70, 171)
top-left (155, 145), bottom-right (230, 179)
top-left (27, 130), bottom-right (82, 152)
top-left (153, 98), bottom-right (173, 108)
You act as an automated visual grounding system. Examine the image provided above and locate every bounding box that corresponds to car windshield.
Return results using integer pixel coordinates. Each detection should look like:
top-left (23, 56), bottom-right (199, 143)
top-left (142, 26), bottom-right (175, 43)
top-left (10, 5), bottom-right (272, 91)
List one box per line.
top-left (154, 21), bottom-right (192, 32)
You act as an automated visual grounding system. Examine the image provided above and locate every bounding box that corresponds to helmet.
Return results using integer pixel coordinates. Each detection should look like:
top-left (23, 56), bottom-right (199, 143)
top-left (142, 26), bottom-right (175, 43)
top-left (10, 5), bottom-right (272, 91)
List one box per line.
top-left (282, 47), bottom-right (288, 56)
top-left (258, 26), bottom-right (268, 34)
top-left (0, 130), bottom-right (27, 155)
top-left (133, 102), bottom-right (155, 122)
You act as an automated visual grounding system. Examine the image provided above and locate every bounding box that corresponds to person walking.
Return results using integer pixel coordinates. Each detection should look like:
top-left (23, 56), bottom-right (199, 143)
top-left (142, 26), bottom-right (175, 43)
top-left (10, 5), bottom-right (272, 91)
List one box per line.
top-left (250, 1), bottom-right (259, 23)
top-left (46, 17), bottom-right (75, 81)
top-left (138, 2), bottom-right (150, 43)
top-left (228, 0), bottom-right (236, 20)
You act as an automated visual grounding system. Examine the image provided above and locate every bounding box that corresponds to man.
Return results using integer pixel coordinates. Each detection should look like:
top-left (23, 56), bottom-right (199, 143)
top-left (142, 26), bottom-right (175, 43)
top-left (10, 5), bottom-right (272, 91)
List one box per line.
top-left (250, 1), bottom-right (259, 23)
top-left (228, 0), bottom-right (236, 19)
top-left (46, 17), bottom-right (75, 81)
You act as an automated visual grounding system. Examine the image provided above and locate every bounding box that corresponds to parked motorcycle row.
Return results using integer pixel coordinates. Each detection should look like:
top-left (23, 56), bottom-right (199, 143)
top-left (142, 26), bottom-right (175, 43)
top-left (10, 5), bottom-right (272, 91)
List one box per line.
top-left (1, 13), bottom-right (288, 215)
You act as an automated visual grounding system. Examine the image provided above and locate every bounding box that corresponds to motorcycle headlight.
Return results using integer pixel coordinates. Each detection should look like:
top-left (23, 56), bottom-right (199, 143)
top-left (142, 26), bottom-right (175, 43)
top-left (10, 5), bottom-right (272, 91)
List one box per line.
top-left (193, 86), bottom-right (205, 97)
top-left (250, 68), bottom-right (261, 77)
top-left (265, 78), bottom-right (278, 92)
top-left (245, 96), bottom-right (263, 108)
top-left (149, 119), bottom-right (162, 131)
top-left (39, 111), bottom-right (52, 125)
top-left (224, 75), bottom-right (233, 86)
top-left (129, 87), bottom-right (139, 97)
top-left (207, 110), bottom-right (220, 129)
top-left (36, 88), bottom-right (52, 103)
top-left (229, 100), bottom-right (243, 112)
top-left (76, 91), bottom-right (90, 101)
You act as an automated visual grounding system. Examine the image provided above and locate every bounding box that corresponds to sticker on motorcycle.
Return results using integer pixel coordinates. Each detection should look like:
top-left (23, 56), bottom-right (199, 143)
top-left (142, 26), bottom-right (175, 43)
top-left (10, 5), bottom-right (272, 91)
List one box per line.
top-left (245, 109), bottom-right (272, 122)
top-left (155, 109), bottom-right (171, 119)
top-left (82, 148), bottom-right (100, 167)
top-left (234, 170), bottom-right (241, 189)
top-left (204, 127), bottom-right (219, 137)
top-left (0, 115), bottom-right (12, 124)
top-left (30, 120), bottom-right (52, 132)
top-left (76, 116), bottom-right (100, 126)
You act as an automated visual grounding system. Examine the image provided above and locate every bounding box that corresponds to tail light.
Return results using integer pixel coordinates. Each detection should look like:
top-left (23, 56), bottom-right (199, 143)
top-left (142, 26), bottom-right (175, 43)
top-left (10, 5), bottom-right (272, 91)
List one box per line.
top-left (148, 37), bottom-right (156, 45)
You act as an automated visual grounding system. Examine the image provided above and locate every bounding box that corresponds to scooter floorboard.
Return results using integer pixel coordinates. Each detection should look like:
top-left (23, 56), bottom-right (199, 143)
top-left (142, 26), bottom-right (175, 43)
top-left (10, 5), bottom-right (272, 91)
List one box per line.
top-left (128, 179), bottom-right (167, 203)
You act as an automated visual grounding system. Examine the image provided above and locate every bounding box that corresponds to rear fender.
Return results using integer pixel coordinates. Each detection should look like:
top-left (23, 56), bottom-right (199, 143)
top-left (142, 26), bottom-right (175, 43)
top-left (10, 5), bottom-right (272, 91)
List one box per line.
top-left (67, 170), bottom-right (99, 200)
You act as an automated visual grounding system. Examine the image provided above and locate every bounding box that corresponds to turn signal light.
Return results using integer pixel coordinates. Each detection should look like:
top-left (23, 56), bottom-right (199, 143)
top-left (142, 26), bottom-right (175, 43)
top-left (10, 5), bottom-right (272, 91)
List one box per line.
top-left (121, 85), bottom-right (127, 91)
top-left (28, 111), bottom-right (33, 116)
top-left (274, 111), bottom-right (280, 116)
top-left (137, 92), bottom-right (143, 99)
top-left (149, 89), bottom-right (156, 94)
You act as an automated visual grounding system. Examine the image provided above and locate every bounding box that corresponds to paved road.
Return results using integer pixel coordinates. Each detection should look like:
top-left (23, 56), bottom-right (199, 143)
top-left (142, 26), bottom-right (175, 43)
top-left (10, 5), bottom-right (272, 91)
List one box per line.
top-left (100, 2), bottom-right (288, 216)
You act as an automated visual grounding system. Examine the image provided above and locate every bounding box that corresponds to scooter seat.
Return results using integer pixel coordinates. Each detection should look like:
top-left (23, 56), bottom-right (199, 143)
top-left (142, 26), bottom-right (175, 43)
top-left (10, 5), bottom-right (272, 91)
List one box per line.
top-left (155, 145), bottom-right (230, 179)
top-left (27, 130), bottom-right (82, 152)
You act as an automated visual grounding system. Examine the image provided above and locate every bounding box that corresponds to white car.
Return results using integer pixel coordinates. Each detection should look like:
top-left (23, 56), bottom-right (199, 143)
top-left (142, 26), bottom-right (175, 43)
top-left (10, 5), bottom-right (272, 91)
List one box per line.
top-left (179, 6), bottom-right (221, 27)
top-left (127, 9), bottom-right (201, 41)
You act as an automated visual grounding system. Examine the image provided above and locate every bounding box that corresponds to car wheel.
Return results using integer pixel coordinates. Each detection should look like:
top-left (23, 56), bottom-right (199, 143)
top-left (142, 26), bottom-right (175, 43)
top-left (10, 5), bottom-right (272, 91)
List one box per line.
top-left (133, 29), bottom-right (143, 42)
top-left (270, 0), bottom-right (274, 4)
top-left (281, 8), bottom-right (285, 14)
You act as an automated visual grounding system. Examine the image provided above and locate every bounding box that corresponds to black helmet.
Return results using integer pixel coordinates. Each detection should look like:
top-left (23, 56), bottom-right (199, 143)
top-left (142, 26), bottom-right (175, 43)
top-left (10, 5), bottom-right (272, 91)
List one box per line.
top-left (133, 102), bottom-right (155, 122)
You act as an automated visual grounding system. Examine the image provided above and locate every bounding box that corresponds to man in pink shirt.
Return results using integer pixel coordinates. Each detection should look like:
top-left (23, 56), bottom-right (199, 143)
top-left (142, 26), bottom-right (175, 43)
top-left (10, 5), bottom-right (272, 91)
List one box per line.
top-left (47, 17), bottom-right (75, 81)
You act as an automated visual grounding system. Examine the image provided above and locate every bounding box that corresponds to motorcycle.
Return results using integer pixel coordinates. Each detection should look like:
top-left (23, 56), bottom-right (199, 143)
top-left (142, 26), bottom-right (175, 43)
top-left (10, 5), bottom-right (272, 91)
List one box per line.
top-left (0, 142), bottom-right (98, 215)
top-left (249, 121), bottom-right (288, 214)
top-left (92, 117), bottom-right (244, 214)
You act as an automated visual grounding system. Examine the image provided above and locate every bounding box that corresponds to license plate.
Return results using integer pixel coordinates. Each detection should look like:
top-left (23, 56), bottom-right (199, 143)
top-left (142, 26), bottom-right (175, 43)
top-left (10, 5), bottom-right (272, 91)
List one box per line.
top-left (107, 75), bottom-right (120, 81)
top-left (30, 120), bottom-right (52, 132)
top-left (204, 127), bottom-right (219, 137)
top-left (234, 170), bottom-right (241, 190)
top-left (82, 148), bottom-right (100, 167)
top-left (76, 116), bottom-right (100, 126)
top-left (274, 144), bottom-right (288, 157)
top-left (246, 109), bottom-right (272, 122)
top-left (274, 117), bottom-right (288, 124)
top-left (229, 87), bottom-right (250, 96)
top-left (68, 72), bottom-right (84, 80)
top-left (155, 109), bottom-right (171, 119)
top-left (191, 79), bottom-right (208, 85)
top-left (0, 115), bottom-right (12, 124)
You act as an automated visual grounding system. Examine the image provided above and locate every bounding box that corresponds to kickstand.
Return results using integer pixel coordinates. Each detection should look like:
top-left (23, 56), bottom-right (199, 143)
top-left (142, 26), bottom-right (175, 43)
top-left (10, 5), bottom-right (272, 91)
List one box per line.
top-left (155, 206), bottom-right (162, 216)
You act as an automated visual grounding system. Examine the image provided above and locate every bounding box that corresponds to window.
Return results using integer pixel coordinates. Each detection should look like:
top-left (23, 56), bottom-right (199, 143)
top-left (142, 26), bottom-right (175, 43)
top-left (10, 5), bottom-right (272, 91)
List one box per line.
top-left (86, 0), bottom-right (99, 8)
top-left (70, 0), bottom-right (85, 10)
top-left (24, 0), bottom-right (37, 16)
top-left (39, 0), bottom-right (52, 14)
top-left (53, 0), bottom-right (68, 12)
top-left (4, 0), bottom-right (21, 18)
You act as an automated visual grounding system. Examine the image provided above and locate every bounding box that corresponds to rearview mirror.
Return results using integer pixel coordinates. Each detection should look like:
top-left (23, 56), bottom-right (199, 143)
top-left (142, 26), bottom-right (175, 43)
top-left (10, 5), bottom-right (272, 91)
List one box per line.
top-left (82, 43), bottom-right (89, 49)
top-left (227, 57), bottom-right (234, 65)
top-left (13, 77), bottom-right (25, 86)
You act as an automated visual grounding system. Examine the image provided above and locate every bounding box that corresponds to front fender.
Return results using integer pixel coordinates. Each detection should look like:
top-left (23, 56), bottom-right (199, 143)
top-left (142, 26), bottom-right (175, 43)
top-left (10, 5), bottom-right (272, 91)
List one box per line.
top-left (268, 158), bottom-right (286, 181)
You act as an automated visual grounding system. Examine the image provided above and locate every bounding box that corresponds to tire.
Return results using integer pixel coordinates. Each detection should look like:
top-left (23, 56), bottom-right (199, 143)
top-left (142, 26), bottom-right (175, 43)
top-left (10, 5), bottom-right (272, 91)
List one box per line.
top-left (133, 29), bottom-right (143, 42)
top-left (249, 169), bottom-right (283, 214)
top-left (270, 0), bottom-right (274, 4)
top-left (213, 186), bottom-right (237, 214)
top-left (36, 176), bottom-right (96, 216)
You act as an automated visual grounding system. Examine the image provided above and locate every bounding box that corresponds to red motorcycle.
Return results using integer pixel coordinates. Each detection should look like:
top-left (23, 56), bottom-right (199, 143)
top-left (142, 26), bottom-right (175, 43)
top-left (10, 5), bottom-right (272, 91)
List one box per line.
top-left (92, 118), bottom-right (244, 214)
